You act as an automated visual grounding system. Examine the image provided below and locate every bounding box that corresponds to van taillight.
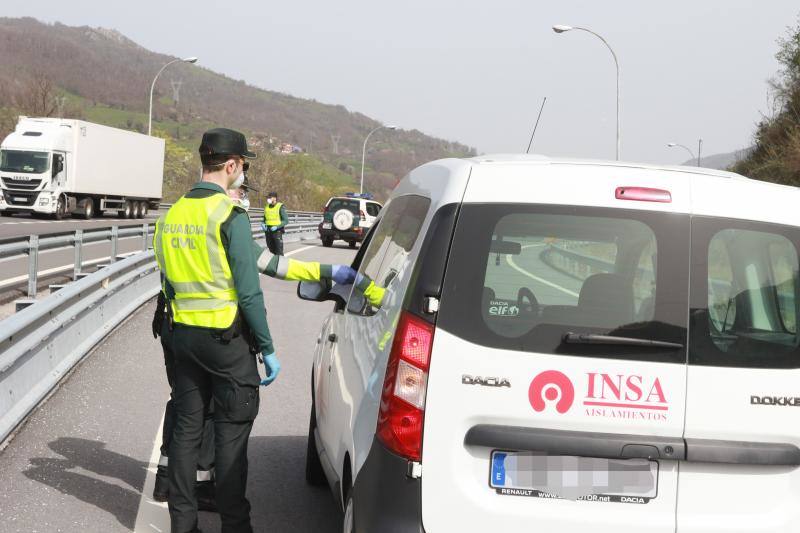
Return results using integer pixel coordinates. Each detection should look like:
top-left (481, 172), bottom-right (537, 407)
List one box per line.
top-left (360, 209), bottom-right (367, 219)
top-left (615, 186), bottom-right (671, 203)
top-left (376, 311), bottom-right (434, 461)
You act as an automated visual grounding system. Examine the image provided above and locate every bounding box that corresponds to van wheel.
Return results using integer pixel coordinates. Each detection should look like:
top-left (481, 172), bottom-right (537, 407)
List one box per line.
top-left (322, 237), bottom-right (333, 248)
top-left (305, 401), bottom-right (327, 486)
top-left (342, 491), bottom-right (355, 533)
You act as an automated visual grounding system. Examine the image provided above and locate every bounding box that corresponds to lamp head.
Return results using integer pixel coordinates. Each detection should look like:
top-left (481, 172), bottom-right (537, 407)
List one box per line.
top-left (387, 125), bottom-right (398, 131)
top-left (667, 143), bottom-right (678, 147)
top-left (552, 25), bottom-right (573, 34)
top-left (183, 57), bottom-right (199, 64)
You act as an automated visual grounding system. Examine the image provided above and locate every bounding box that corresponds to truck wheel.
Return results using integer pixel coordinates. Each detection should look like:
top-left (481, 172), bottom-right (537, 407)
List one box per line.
top-left (53, 196), bottom-right (67, 220)
top-left (133, 202), bottom-right (142, 219)
top-left (322, 237), bottom-right (333, 247)
top-left (119, 201), bottom-right (132, 219)
top-left (79, 199), bottom-right (94, 219)
top-left (139, 201), bottom-right (148, 218)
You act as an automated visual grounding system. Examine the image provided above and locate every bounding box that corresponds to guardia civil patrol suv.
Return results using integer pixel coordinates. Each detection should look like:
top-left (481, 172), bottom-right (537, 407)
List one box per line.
top-left (318, 194), bottom-right (382, 248)
top-left (300, 154), bottom-right (800, 533)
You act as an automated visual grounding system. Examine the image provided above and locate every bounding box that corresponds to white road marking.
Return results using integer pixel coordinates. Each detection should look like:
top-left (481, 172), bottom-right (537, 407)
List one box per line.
top-left (133, 414), bottom-right (168, 533)
top-left (505, 244), bottom-right (580, 298)
top-left (131, 241), bottom-right (321, 532)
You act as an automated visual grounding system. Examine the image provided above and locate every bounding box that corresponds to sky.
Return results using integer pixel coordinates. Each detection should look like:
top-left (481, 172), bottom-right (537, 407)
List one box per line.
top-left (3, 0), bottom-right (799, 164)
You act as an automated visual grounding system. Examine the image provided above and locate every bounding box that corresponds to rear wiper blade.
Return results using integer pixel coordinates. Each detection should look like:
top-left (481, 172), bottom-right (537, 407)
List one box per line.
top-left (562, 332), bottom-right (684, 349)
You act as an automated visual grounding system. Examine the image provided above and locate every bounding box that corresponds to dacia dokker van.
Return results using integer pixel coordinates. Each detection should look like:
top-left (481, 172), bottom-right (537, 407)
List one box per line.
top-left (300, 155), bottom-right (800, 533)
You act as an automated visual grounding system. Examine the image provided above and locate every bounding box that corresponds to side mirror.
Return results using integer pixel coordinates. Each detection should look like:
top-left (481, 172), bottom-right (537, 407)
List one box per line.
top-left (297, 279), bottom-right (347, 308)
top-left (52, 154), bottom-right (64, 176)
top-left (297, 279), bottom-right (332, 301)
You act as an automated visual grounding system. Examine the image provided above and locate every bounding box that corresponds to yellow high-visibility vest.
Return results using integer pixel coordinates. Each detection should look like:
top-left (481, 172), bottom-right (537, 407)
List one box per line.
top-left (263, 202), bottom-right (283, 226)
top-left (154, 192), bottom-right (238, 329)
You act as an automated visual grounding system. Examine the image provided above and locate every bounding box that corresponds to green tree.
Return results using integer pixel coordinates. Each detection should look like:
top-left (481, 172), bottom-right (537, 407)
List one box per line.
top-left (733, 15), bottom-right (800, 185)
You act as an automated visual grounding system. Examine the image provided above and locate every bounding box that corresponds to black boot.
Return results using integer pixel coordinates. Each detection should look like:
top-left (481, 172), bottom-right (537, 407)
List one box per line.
top-left (153, 465), bottom-right (169, 502)
top-left (196, 480), bottom-right (217, 513)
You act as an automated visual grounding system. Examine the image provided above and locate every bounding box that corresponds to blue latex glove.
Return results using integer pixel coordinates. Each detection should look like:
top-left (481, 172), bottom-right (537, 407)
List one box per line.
top-left (331, 265), bottom-right (357, 285)
top-left (260, 352), bottom-right (281, 386)
top-left (270, 225), bottom-right (280, 232)
top-left (260, 222), bottom-right (268, 232)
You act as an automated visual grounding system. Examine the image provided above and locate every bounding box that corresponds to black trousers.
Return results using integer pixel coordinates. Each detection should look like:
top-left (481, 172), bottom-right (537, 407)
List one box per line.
top-left (169, 325), bottom-right (260, 533)
top-left (264, 230), bottom-right (284, 256)
top-left (159, 318), bottom-right (215, 474)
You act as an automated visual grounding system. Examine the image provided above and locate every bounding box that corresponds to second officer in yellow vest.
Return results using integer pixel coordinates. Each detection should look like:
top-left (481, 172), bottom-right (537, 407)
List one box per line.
top-left (261, 191), bottom-right (287, 255)
top-left (154, 128), bottom-right (271, 533)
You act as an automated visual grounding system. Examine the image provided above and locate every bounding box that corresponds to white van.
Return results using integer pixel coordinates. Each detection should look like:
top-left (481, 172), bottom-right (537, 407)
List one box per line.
top-left (300, 154), bottom-right (800, 533)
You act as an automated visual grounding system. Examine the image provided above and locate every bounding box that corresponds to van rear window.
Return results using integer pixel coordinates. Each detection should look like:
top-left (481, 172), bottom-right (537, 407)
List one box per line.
top-left (690, 217), bottom-right (800, 369)
top-left (438, 204), bottom-right (690, 364)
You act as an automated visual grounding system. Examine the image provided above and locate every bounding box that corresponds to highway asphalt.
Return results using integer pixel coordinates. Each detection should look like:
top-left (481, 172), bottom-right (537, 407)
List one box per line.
top-left (0, 240), bottom-right (357, 533)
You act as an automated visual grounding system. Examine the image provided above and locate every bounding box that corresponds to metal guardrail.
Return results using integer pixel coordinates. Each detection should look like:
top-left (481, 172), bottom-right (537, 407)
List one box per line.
top-left (0, 207), bottom-right (322, 443)
top-left (0, 251), bottom-right (160, 443)
top-left (0, 210), bottom-right (322, 298)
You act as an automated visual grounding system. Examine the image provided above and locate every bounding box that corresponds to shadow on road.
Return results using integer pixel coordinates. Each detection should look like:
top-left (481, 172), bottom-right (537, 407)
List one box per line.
top-left (22, 437), bottom-right (146, 530)
top-left (199, 435), bottom-right (341, 533)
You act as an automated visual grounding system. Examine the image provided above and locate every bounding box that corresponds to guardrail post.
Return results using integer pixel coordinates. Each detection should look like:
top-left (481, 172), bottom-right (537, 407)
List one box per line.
top-left (142, 223), bottom-right (149, 251)
top-left (27, 234), bottom-right (39, 298)
top-left (110, 226), bottom-right (118, 263)
top-left (73, 229), bottom-right (83, 281)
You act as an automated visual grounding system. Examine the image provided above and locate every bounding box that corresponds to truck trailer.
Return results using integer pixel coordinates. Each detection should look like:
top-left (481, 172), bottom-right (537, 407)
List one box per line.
top-left (0, 117), bottom-right (165, 219)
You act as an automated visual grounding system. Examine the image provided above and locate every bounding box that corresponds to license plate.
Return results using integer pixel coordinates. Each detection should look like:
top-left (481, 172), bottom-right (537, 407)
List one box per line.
top-left (14, 197), bottom-right (26, 202)
top-left (490, 450), bottom-right (658, 504)
top-left (322, 222), bottom-right (332, 229)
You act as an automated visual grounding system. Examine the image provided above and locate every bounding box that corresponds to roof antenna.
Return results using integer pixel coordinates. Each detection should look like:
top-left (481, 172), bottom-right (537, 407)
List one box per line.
top-left (526, 96), bottom-right (548, 154)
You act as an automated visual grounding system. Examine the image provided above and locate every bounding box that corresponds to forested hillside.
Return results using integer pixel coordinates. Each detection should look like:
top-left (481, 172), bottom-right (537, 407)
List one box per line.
top-left (0, 17), bottom-right (475, 206)
top-left (733, 17), bottom-right (800, 185)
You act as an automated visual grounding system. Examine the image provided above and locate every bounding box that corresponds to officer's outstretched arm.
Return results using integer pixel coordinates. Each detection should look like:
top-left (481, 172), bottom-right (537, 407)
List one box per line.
top-left (252, 241), bottom-right (341, 282)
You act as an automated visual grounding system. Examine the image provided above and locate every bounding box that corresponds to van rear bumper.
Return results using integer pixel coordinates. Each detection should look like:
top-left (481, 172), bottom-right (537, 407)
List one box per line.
top-left (352, 438), bottom-right (425, 533)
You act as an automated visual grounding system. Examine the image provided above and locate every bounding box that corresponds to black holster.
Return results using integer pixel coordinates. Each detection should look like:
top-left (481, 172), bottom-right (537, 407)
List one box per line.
top-left (152, 292), bottom-right (166, 339)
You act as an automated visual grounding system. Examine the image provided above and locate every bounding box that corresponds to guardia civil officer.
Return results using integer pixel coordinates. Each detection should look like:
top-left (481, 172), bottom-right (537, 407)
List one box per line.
top-left (154, 128), bottom-right (276, 533)
top-left (261, 191), bottom-right (287, 255)
top-left (153, 168), bottom-right (375, 522)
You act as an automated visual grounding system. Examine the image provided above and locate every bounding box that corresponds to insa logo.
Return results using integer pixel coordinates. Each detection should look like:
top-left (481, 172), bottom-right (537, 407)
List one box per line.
top-left (529, 371), bottom-right (669, 421)
top-left (528, 370), bottom-right (575, 413)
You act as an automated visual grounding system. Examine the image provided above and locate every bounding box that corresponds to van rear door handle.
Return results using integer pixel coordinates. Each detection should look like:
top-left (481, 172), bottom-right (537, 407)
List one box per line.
top-left (464, 425), bottom-right (800, 465)
top-left (328, 333), bottom-right (337, 343)
top-left (464, 425), bottom-right (684, 460)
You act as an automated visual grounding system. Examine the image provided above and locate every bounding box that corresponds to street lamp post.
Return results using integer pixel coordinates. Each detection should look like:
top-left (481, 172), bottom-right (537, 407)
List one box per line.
top-left (148, 57), bottom-right (198, 136)
top-left (668, 141), bottom-right (702, 166)
top-left (360, 125), bottom-right (397, 195)
top-left (553, 25), bottom-right (620, 160)
top-left (667, 142), bottom-right (696, 162)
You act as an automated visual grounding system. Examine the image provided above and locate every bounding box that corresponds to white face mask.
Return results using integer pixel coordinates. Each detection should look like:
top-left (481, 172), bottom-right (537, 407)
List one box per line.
top-left (238, 197), bottom-right (250, 211)
top-left (231, 172), bottom-right (245, 190)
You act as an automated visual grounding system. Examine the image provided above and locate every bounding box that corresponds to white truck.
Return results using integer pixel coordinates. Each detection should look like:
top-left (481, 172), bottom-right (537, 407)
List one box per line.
top-left (0, 117), bottom-right (164, 219)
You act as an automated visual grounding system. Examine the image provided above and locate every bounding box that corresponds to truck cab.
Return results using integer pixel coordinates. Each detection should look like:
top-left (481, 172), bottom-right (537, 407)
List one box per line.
top-left (0, 117), bottom-right (69, 218)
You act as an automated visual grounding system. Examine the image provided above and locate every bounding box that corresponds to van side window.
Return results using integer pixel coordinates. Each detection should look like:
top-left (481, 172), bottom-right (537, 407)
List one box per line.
top-left (348, 195), bottom-right (430, 316)
top-left (366, 202), bottom-right (381, 217)
top-left (690, 220), bottom-right (800, 368)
